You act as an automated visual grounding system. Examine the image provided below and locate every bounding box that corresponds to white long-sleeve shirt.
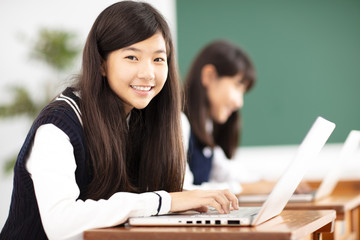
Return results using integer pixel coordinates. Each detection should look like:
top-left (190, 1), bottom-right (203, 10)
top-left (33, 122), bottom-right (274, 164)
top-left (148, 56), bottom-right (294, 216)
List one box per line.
top-left (26, 124), bottom-right (171, 240)
top-left (181, 112), bottom-right (259, 194)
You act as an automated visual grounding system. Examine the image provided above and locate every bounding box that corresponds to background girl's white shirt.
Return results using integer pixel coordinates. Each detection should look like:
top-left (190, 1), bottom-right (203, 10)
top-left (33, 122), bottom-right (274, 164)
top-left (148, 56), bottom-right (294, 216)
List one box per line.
top-left (181, 112), bottom-right (262, 194)
top-left (26, 124), bottom-right (171, 240)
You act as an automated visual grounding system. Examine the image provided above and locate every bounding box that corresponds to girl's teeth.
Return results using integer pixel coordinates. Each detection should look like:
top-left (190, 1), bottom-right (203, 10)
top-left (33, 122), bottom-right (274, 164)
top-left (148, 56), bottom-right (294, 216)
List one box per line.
top-left (131, 86), bottom-right (151, 91)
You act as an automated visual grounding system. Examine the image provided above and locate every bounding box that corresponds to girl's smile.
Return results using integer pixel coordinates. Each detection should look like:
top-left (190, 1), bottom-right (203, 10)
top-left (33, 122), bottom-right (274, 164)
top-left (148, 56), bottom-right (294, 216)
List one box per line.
top-left (130, 85), bottom-right (154, 92)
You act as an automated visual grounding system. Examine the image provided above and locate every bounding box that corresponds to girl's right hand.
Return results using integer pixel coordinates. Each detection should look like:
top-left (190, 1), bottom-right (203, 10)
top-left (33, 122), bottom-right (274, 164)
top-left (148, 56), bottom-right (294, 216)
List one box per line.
top-left (169, 189), bottom-right (239, 214)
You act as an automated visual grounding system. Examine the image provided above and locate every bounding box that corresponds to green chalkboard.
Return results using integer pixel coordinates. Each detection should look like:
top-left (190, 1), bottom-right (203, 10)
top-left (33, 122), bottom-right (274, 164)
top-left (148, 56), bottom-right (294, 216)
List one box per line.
top-left (177, 0), bottom-right (360, 146)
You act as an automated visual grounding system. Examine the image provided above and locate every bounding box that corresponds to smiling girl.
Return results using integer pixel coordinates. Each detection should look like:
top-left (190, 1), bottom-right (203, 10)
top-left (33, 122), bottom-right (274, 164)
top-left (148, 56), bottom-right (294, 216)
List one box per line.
top-left (1, 2), bottom-right (238, 240)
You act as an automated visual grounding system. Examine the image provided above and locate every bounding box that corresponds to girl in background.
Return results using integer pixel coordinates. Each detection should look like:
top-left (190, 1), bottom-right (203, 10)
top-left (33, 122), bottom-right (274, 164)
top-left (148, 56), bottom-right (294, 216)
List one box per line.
top-left (181, 40), bottom-right (257, 193)
top-left (1, 2), bottom-right (238, 240)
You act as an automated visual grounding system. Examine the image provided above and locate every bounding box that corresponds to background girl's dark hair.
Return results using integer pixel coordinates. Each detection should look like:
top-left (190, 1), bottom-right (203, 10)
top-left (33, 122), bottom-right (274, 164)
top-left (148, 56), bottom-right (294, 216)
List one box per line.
top-left (74, 1), bottom-right (184, 200)
top-left (182, 40), bottom-right (256, 159)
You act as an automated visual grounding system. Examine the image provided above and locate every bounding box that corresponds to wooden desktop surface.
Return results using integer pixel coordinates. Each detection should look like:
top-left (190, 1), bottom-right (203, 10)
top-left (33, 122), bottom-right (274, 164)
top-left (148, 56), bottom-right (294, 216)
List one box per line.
top-left (84, 210), bottom-right (335, 240)
top-left (240, 180), bottom-right (360, 240)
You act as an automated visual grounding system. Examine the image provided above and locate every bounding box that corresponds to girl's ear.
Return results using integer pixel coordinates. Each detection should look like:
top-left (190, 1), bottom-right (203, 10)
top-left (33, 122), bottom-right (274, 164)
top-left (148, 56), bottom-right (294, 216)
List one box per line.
top-left (201, 64), bottom-right (217, 88)
top-left (100, 60), bottom-right (107, 76)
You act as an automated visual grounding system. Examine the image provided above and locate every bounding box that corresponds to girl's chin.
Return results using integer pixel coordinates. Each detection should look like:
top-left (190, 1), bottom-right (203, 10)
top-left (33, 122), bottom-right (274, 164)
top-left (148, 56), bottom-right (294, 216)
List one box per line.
top-left (213, 115), bottom-right (228, 124)
top-left (216, 112), bottom-right (233, 124)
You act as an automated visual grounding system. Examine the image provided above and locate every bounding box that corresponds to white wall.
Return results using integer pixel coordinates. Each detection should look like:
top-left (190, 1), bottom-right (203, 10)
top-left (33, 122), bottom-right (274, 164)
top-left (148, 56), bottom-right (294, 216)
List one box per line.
top-left (0, 0), bottom-right (176, 229)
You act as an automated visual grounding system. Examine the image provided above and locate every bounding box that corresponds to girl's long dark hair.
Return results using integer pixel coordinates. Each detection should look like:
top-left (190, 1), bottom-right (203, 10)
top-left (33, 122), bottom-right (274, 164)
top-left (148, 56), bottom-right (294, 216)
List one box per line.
top-left (182, 40), bottom-right (256, 159)
top-left (75, 1), bottom-right (184, 200)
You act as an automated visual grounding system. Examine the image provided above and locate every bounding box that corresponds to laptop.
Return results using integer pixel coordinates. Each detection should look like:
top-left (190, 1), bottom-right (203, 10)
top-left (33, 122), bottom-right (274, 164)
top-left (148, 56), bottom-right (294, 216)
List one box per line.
top-left (238, 130), bottom-right (360, 203)
top-left (128, 116), bottom-right (335, 226)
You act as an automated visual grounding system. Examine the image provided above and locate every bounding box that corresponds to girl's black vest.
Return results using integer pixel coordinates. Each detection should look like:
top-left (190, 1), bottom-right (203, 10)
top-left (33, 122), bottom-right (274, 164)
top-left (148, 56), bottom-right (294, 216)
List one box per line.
top-left (0, 88), bottom-right (90, 240)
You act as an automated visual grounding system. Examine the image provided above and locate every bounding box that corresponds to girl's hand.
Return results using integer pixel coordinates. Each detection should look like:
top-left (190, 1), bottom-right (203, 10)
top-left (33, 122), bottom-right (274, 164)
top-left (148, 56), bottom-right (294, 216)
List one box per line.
top-left (169, 189), bottom-right (239, 214)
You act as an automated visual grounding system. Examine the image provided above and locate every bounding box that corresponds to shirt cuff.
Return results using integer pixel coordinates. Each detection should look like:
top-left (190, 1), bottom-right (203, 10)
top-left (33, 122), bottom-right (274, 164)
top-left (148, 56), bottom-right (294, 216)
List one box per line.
top-left (154, 190), bottom-right (171, 215)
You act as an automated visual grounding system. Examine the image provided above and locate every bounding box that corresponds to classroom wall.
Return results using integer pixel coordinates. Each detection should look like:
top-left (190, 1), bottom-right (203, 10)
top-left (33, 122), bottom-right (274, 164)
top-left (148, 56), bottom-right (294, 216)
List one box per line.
top-left (176, 0), bottom-right (360, 146)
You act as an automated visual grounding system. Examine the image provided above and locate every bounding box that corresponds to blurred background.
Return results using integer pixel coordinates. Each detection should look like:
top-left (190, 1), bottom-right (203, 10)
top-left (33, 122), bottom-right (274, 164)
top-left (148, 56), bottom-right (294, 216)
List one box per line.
top-left (1, 0), bottom-right (359, 229)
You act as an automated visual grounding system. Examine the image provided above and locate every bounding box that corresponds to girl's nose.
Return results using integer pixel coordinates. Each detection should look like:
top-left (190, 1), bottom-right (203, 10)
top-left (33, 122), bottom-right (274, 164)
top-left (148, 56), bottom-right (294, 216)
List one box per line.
top-left (232, 90), bottom-right (244, 110)
top-left (138, 61), bottom-right (155, 81)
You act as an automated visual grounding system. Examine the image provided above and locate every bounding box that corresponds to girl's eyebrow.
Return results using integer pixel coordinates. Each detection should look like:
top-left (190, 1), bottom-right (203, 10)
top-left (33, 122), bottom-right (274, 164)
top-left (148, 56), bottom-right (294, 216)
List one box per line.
top-left (122, 47), bottom-right (166, 54)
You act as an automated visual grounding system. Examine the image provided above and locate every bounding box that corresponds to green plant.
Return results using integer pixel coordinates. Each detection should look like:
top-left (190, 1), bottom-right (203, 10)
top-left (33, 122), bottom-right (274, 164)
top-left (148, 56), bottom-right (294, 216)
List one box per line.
top-left (0, 28), bottom-right (81, 175)
top-left (31, 29), bottom-right (80, 72)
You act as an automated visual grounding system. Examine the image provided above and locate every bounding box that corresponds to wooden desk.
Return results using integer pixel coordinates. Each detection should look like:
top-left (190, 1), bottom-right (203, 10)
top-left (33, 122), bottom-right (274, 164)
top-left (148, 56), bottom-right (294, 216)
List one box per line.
top-left (241, 180), bottom-right (360, 240)
top-left (84, 210), bottom-right (335, 240)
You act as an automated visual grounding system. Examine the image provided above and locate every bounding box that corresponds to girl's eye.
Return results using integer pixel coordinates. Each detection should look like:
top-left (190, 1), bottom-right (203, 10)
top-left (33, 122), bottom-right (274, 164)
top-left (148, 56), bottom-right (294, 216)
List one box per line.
top-left (154, 57), bottom-right (166, 62)
top-left (236, 81), bottom-right (247, 92)
top-left (237, 78), bottom-right (247, 86)
top-left (235, 80), bottom-right (246, 89)
top-left (126, 56), bottom-right (138, 61)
